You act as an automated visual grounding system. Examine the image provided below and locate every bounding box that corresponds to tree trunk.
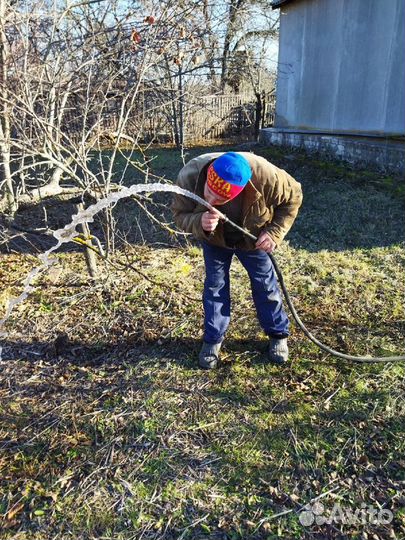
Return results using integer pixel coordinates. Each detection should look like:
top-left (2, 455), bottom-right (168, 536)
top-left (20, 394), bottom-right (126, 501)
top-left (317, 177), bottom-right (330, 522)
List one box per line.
top-left (0, 181), bottom-right (91, 213)
top-left (178, 65), bottom-right (184, 147)
top-left (202, 0), bottom-right (220, 91)
top-left (75, 202), bottom-right (98, 279)
top-left (220, 0), bottom-right (245, 91)
top-left (0, 0), bottom-right (17, 214)
top-left (164, 54), bottom-right (180, 148)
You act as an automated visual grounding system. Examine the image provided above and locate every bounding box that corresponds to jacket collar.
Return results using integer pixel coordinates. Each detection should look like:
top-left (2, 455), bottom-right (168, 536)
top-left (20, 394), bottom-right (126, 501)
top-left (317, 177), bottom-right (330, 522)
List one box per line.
top-left (242, 179), bottom-right (261, 215)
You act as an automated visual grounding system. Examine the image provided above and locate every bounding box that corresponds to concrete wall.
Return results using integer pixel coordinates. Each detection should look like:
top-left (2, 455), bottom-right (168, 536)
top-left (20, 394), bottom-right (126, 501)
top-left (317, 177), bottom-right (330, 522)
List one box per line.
top-left (275, 0), bottom-right (405, 135)
top-left (260, 128), bottom-right (405, 174)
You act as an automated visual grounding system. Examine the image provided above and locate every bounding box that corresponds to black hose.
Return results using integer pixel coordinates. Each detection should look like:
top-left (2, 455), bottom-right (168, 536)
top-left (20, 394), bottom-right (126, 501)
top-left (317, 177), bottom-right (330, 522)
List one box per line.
top-left (219, 215), bottom-right (405, 363)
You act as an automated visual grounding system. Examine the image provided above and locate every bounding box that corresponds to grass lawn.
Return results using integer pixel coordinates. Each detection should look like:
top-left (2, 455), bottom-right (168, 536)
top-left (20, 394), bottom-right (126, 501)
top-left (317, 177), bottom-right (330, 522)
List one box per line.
top-left (0, 143), bottom-right (404, 539)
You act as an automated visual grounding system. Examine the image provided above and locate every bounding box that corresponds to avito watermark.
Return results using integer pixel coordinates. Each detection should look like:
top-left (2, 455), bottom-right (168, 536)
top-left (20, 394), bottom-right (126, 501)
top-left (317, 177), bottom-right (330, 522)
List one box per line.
top-left (299, 501), bottom-right (393, 526)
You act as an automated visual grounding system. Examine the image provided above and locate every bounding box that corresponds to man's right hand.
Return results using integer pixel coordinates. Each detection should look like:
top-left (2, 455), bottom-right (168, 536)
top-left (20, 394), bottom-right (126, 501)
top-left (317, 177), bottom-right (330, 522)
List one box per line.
top-left (201, 210), bottom-right (220, 232)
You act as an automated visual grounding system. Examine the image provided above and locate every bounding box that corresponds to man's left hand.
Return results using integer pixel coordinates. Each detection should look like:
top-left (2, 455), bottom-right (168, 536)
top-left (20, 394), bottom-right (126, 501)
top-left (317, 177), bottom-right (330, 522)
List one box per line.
top-left (255, 231), bottom-right (276, 253)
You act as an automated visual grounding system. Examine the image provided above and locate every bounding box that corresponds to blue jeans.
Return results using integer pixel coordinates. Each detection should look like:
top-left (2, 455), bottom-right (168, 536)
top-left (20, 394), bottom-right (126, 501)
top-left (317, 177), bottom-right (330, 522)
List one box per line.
top-left (202, 242), bottom-right (290, 344)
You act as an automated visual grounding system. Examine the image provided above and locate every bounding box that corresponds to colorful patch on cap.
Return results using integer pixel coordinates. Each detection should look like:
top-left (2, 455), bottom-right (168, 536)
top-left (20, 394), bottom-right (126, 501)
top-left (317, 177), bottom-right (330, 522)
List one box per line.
top-left (207, 164), bottom-right (245, 200)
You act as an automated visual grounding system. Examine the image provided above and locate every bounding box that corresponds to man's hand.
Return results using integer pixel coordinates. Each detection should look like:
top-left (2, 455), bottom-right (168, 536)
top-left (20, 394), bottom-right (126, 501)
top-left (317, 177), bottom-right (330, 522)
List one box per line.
top-left (255, 231), bottom-right (276, 253)
top-left (201, 210), bottom-right (220, 232)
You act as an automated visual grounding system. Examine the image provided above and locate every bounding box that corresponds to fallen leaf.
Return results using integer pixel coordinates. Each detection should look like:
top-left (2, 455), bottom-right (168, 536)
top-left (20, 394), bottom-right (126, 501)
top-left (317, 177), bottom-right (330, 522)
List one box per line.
top-left (6, 502), bottom-right (25, 521)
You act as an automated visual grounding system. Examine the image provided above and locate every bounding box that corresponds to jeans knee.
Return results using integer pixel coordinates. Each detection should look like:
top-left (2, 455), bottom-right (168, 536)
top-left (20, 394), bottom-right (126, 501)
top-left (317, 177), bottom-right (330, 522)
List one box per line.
top-left (251, 273), bottom-right (275, 292)
top-left (205, 276), bottom-right (229, 296)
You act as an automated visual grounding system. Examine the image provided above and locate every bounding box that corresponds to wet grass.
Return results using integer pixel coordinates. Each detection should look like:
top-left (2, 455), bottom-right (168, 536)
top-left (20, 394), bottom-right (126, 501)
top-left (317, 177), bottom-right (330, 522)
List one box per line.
top-left (0, 143), bottom-right (404, 539)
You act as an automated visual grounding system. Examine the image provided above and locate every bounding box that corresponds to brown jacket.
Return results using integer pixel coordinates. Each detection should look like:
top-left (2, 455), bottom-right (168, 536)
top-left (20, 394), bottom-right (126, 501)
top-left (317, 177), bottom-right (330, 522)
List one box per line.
top-left (171, 152), bottom-right (303, 250)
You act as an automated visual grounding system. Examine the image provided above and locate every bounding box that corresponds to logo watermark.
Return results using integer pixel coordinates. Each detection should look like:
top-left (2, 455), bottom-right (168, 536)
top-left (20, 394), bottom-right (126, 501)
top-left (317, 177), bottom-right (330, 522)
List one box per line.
top-left (299, 502), bottom-right (393, 526)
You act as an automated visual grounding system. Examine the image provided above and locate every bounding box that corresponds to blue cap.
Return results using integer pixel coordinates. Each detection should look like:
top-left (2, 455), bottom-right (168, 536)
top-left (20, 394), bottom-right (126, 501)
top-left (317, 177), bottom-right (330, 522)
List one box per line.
top-left (212, 152), bottom-right (252, 188)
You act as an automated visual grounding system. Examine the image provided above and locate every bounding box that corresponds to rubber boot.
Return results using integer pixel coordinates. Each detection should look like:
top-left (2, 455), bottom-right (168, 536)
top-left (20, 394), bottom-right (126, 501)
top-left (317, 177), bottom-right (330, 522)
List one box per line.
top-left (199, 341), bottom-right (222, 370)
top-left (268, 338), bottom-right (288, 365)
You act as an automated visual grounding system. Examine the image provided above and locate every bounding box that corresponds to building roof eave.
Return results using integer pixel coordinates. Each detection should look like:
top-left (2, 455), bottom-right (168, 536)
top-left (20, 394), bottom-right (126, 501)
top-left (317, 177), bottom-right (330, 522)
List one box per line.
top-left (271, 0), bottom-right (297, 9)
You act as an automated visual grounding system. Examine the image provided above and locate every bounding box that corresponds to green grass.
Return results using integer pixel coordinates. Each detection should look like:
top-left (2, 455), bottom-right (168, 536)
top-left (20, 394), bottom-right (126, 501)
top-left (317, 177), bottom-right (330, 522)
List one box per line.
top-left (87, 143), bottom-right (237, 187)
top-left (0, 143), bottom-right (404, 539)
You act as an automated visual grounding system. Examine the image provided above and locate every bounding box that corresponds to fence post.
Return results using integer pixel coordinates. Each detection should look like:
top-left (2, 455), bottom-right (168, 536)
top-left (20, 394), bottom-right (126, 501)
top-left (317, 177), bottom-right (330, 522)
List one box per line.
top-left (254, 92), bottom-right (263, 141)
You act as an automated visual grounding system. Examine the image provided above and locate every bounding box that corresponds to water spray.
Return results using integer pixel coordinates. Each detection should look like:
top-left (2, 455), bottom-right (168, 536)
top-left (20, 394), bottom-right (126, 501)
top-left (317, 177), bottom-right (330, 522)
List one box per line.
top-left (1, 183), bottom-right (404, 363)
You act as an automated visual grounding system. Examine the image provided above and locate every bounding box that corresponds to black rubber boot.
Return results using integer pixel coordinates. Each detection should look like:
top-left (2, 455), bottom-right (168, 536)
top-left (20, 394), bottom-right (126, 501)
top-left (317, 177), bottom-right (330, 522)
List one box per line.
top-left (268, 338), bottom-right (289, 365)
top-left (198, 342), bottom-right (222, 369)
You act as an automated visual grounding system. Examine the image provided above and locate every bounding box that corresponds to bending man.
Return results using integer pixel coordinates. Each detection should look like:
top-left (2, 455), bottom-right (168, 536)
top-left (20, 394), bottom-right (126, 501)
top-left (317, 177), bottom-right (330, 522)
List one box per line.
top-left (172, 151), bottom-right (303, 369)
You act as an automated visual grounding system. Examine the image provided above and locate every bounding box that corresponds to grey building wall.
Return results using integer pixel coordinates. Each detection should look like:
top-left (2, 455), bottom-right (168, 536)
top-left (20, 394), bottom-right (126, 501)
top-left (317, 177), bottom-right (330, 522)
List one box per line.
top-left (275, 0), bottom-right (405, 135)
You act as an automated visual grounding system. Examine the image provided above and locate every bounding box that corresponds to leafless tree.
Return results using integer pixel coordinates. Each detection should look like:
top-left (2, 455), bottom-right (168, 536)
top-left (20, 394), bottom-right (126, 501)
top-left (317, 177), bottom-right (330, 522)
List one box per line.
top-left (0, 0), bottom-right (278, 235)
top-left (0, 2), bottom-right (173, 213)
